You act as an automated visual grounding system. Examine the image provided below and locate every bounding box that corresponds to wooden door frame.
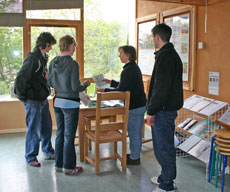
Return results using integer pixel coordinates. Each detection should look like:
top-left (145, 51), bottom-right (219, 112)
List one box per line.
top-left (23, 9), bottom-right (84, 79)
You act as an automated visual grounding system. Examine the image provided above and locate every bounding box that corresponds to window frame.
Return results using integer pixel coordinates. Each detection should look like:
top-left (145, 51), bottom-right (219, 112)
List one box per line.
top-left (23, 9), bottom-right (84, 79)
top-left (136, 13), bottom-right (159, 77)
top-left (160, 6), bottom-right (197, 91)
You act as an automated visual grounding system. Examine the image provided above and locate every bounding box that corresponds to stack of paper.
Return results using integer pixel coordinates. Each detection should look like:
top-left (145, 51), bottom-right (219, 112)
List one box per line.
top-left (199, 100), bottom-right (228, 116)
top-left (218, 108), bottom-right (230, 124)
top-left (177, 135), bottom-right (202, 152)
top-left (190, 98), bottom-right (214, 112)
top-left (188, 140), bottom-right (210, 163)
top-left (183, 95), bottom-right (204, 110)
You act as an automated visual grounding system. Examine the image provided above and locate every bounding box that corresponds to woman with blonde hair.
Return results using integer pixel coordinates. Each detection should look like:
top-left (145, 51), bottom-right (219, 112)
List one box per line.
top-left (48, 35), bottom-right (90, 175)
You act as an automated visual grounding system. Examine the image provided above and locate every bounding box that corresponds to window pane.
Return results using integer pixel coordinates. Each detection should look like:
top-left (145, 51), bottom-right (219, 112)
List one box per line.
top-left (31, 26), bottom-right (77, 66)
top-left (26, 9), bottom-right (81, 20)
top-left (165, 13), bottom-right (190, 81)
top-left (0, 0), bottom-right (23, 13)
top-left (0, 27), bottom-right (23, 95)
top-left (84, 0), bottom-right (129, 79)
top-left (138, 20), bottom-right (156, 75)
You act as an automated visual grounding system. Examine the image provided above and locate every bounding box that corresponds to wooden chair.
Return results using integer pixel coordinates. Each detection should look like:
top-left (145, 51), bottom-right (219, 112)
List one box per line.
top-left (84, 91), bottom-right (130, 174)
top-left (142, 77), bottom-right (152, 143)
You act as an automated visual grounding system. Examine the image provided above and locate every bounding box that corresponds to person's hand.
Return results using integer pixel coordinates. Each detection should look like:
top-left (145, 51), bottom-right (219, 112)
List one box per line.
top-left (85, 80), bottom-right (91, 87)
top-left (147, 115), bottom-right (154, 126)
top-left (102, 78), bottom-right (112, 84)
top-left (97, 88), bottom-right (105, 93)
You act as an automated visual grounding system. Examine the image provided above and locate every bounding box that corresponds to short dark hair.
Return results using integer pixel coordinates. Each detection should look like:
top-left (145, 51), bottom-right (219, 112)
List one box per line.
top-left (59, 35), bottom-right (76, 52)
top-left (118, 45), bottom-right (136, 61)
top-left (151, 23), bottom-right (172, 43)
top-left (36, 32), bottom-right (56, 49)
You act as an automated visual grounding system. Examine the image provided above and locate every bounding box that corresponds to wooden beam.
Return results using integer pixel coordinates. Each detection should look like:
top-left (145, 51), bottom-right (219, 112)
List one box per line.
top-left (140, 0), bottom-right (206, 5)
top-left (141, 0), bottom-right (230, 6)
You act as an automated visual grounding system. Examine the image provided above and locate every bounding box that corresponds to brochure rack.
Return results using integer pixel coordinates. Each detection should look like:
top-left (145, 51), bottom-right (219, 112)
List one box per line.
top-left (175, 95), bottom-right (229, 163)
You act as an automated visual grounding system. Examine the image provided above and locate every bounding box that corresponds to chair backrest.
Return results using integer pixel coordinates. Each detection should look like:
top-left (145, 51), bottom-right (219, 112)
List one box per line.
top-left (95, 91), bottom-right (130, 138)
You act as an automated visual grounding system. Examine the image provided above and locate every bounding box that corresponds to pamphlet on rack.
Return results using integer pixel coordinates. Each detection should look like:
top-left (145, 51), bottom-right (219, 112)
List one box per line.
top-left (199, 100), bottom-right (228, 116)
top-left (92, 74), bottom-right (107, 88)
top-left (198, 147), bottom-right (210, 163)
top-left (218, 107), bottom-right (230, 124)
top-left (189, 119), bottom-right (215, 136)
top-left (177, 135), bottom-right (202, 152)
top-left (187, 139), bottom-right (210, 160)
top-left (190, 97), bottom-right (214, 112)
top-left (183, 95), bottom-right (204, 110)
top-left (183, 119), bottom-right (197, 131)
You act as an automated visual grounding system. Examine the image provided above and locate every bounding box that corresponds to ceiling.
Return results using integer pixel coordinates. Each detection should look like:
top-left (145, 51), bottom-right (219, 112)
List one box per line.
top-left (141, 0), bottom-right (230, 6)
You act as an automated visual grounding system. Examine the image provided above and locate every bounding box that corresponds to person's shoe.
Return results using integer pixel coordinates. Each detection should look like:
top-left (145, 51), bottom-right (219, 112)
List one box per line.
top-left (127, 154), bottom-right (140, 165)
top-left (30, 161), bottom-right (41, 167)
top-left (151, 177), bottom-right (177, 189)
top-left (152, 187), bottom-right (175, 192)
top-left (45, 153), bottom-right (55, 160)
top-left (55, 167), bottom-right (63, 173)
top-left (64, 167), bottom-right (83, 175)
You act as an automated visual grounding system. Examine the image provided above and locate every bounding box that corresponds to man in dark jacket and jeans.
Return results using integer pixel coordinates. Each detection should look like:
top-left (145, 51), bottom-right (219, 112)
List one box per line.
top-left (14, 32), bottom-right (56, 167)
top-left (147, 24), bottom-right (184, 192)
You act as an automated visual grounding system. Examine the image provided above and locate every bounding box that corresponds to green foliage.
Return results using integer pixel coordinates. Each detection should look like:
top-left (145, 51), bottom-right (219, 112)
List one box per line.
top-left (84, 0), bottom-right (128, 79)
top-left (0, 27), bottom-right (23, 94)
top-left (0, 0), bottom-right (128, 95)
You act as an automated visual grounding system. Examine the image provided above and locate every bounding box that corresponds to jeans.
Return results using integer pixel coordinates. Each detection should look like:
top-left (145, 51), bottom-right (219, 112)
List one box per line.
top-left (54, 107), bottom-right (79, 171)
top-left (23, 100), bottom-right (54, 164)
top-left (151, 110), bottom-right (178, 191)
top-left (128, 106), bottom-right (146, 160)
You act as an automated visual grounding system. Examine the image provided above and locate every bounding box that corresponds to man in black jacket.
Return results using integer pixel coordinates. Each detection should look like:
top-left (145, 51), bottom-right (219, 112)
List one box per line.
top-left (14, 32), bottom-right (56, 167)
top-left (147, 24), bottom-right (184, 192)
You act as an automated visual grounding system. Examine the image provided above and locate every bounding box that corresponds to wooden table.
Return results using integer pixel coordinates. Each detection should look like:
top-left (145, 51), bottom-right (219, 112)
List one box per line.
top-left (78, 105), bottom-right (96, 162)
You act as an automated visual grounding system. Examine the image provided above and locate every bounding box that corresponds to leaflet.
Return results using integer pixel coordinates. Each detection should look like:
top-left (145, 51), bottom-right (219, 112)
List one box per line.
top-left (183, 95), bottom-right (204, 110)
top-left (92, 74), bottom-right (107, 88)
top-left (218, 108), bottom-right (230, 124)
top-left (199, 100), bottom-right (228, 116)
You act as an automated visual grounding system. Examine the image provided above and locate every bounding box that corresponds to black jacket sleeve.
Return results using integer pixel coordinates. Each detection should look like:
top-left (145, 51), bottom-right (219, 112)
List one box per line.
top-left (147, 54), bottom-right (174, 115)
top-left (14, 57), bottom-right (38, 101)
top-left (105, 68), bottom-right (131, 92)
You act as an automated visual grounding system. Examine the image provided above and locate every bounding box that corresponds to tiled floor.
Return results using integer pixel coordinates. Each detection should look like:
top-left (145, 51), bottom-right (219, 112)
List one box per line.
top-left (0, 131), bottom-right (229, 192)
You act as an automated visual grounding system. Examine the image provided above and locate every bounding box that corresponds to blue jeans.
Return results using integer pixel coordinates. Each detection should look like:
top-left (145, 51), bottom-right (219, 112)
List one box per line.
top-left (128, 106), bottom-right (146, 160)
top-left (54, 107), bottom-right (79, 171)
top-left (23, 100), bottom-right (54, 164)
top-left (151, 110), bottom-right (178, 191)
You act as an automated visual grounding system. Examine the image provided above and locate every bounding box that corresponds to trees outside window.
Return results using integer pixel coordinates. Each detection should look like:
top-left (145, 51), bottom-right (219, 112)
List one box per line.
top-left (0, 0), bottom-right (130, 95)
top-left (0, 27), bottom-right (23, 95)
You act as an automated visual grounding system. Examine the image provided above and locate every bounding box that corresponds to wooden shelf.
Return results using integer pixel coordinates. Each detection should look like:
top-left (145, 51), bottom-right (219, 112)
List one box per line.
top-left (176, 127), bottom-right (192, 136)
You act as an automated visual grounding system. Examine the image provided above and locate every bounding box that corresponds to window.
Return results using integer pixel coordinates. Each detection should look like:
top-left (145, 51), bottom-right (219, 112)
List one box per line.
top-left (30, 26), bottom-right (77, 64)
top-left (136, 14), bottom-right (158, 76)
top-left (26, 9), bottom-right (81, 20)
top-left (0, 0), bottom-right (23, 13)
top-left (0, 27), bottom-right (23, 95)
top-left (84, 0), bottom-right (130, 79)
top-left (161, 6), bottom-right (197, 90)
